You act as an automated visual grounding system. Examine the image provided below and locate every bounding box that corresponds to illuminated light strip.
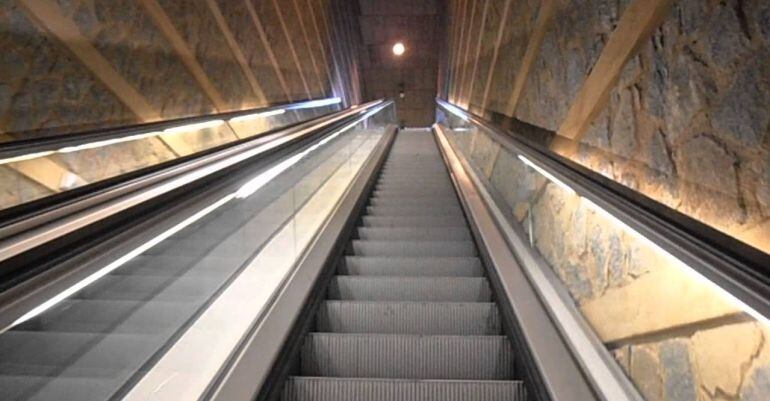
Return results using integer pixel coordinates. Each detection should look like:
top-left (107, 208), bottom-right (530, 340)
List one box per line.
top-left (229, 109), bottom-right (286, 123)
top-left (441, 102), bottom-right (470, 122)
top-left (235, 107), bottom-right (367, 199)
top-left (582, 197), bottom-right (770, 328)
top-left (519, 150), bottom-right (770, 328)
top-left (1, 100), bottom-right (343, 165)
top-left (163, 119), bottom-right (224, 134)
top-left (11, 193), bottom-right (235, 327)
top-left (0, 151), bottom-right (54, 166)
top-left (9, 103), bottom-right (386, 329)
top-left (518, 155), bottom-right (576, 195)
top-left (58, 132), bottom-right (162, 153)
top-left (291, 97), bottom-right (342, 109)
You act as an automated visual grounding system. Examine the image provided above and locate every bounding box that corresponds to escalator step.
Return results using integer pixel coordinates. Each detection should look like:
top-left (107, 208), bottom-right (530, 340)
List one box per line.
top-left (301, 333), bottom-right (514, 379)
top-left (316, 301), bottom-right (501, 335)
top-left (365, 205), bottom-right (461, 216)
top-left (341, 256), bottom-right (482, 277)
top-left (328, 277), bottom-right (491, 302)
top-left (357, 226), bottom-right (470, 241)
top-left (282, 377), bottom-right (527, 401)
top-left (368, 197), bottom-right (458, 207)
top-left (362, 216), bottom-right (467, 227)
top-left (350, 240), bottom-right (477, 257)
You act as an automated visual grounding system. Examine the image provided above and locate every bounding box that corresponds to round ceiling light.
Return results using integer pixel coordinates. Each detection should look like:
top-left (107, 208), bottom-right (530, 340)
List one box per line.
top-left (392, 42), bottom-right (406, 56)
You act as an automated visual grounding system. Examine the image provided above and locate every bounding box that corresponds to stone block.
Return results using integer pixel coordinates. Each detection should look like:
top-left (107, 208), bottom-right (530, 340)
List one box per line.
top-left (580, 264), bottom-right (739, 342)
top-left (691, 322), bottom-right (763, 397)
top-left (660, 339), bottom-right (697, 401)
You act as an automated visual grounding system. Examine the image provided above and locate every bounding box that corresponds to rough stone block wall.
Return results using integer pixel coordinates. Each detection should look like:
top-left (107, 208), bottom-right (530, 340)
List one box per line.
top-left (443, 0), bottom-right (770, 398)
top-left (0, 0), bottom-right (358, 209)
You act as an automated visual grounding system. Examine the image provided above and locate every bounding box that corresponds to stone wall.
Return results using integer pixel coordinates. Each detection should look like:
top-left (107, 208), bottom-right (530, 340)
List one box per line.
top-left (443, 1), bottom-right (770, 399)
top-left (0, 0), bottom-right (355, 139)
top-left (0, 0), bottom-right (361, 210)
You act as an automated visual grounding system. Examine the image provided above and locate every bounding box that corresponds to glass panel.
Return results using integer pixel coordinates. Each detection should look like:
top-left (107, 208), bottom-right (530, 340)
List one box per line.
top-left (0, 102), bottom-right (395, 401)
top-left (436, 104), bottom-right (770, 401)
top-left (0, 99), bottom-right (343, 212)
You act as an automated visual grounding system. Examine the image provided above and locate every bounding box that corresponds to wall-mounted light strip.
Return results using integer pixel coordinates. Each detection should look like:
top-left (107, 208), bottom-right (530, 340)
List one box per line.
top-left (517, 150), bottom-right (770, 328)
top-left (518, 155), bottom-right (576, 195)
top-left (0, 151), bottom-right (54, 166)
top-left (163, 120), bottom-right (224, 135)
top-left (229, 109), bottom-right (286, 123)
top-left (290, 97), bottom-right (342, 110)
top-left (0, 98), bottom-right (344, 166)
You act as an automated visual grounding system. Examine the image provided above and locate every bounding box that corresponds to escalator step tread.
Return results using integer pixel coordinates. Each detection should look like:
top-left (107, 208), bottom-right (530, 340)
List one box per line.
top-left (282, 377), bottom-right (527, 401)
top-left (357, 227), bottom-right (470, 241)
top-left (301, 333), bottom-right (514, 379)
top-left (350, 240), bottom-right (477, 257)
top-left (317, 301), bottom-right (501, 335)
top-left (362, 216), bottom-right (467, 228)
top-left (365, 205), bottom-right (461, 216)
top-left (341, 256), bottom-right (482, 277)
top-left (329, 276), bottom-right (491, 302)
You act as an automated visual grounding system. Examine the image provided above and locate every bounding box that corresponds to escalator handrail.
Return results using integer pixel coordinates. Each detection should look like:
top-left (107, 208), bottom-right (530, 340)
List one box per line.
top-left (436, 98), bottom-right (770, 323)
top-left (0, 100), bottom-right (387, 264)
top-left (0, 97), bottom-right (341, 158)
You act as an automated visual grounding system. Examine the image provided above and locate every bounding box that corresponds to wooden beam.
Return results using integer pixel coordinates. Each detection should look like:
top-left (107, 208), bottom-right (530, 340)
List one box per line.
top-left (305, 0), bottom-right (335, 94)
top-left (17, 0), bottom-right (199, 158)
top-left (272, 0), bottom-right (312, 99)
top-left (243, 0), bottom-right (293, 101)
top-left (205, 0), bottom-right (268, 105)
top-left (556, 0), bottom-right (673, 141)
top-left (139, 0), bottom-right (229, 112)
top-left (480, 0), bottom-right (512, 111)
top-left (18, 0), bottom-right (160, 122)
top-left (292, 0), bottom-right (325, 96)
top-left (504, 0), bottom-right (556, 117)
top-left (458, 0), bottom-right (479, 106)
top-left (466, 0), bottom-right (490, 108)
top-left (447, 0), bottom-right (461, 99)
top-left (315, 0), bottom-right (345, 102)
top-left (452, 0), bottom-right (469, 103)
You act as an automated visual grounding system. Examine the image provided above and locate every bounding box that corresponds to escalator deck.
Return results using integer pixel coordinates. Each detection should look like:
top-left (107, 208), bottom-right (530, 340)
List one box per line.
top-left (281, 129), bottom-right (527, 400)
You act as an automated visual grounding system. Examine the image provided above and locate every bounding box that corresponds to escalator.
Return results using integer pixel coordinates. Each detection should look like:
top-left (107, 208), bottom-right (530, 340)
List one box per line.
top-left (279, 129), bottom-right (527, 400)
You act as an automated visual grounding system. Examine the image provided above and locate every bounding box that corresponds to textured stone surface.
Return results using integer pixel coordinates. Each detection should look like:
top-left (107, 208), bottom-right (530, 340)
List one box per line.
top-left (516, 0), bottom-right (625, 131)
top-left (660, 340), bottom-right (697, 401)
top-left (692, 322), bottom-right (763, 397)
top-left (155, 0), bottom-right (255, 110)
top-left (483, 0), bottom-right (539, 115)
top-left (631, 345), bottom-right (663, 401)
top-left (0, 2), bottom-right (136, 137)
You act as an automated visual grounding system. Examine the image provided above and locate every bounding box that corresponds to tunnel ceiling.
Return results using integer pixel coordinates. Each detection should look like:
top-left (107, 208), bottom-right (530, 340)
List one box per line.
top-left (356, 0), bottom-right (441, 127)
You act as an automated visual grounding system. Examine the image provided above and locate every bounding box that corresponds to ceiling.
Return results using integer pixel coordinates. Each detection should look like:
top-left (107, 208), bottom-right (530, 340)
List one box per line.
top-left (355, 0), bottom-right (442, 127)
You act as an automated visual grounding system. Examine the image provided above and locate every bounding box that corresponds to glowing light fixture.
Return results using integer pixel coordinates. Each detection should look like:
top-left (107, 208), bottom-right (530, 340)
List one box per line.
top-left (0, 151), bottom-right (54, 166)
top-left (230, 109), bottom-right (286, 123)
top-left (392, 42), bottom-right (406, 56)
top-left (515, 150), bottom-right (770, 328)
top-left (163, 120), bottom-right (224, 134)
top-left (518, 155), bottom-right (576, 195)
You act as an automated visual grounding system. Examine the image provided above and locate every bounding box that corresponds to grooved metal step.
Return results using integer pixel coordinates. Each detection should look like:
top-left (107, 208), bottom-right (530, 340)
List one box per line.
top-left (316, 301), bottom-right (501, 335)
top-left (350, 240), bottom-right (477, 257)
top-left (357, 227), bottom-right (470, 241)
top-left (365, 205), bottom-right (461, 216)
top-left (362, 216), bottom-right (467, 228)
top-left (341, 256), bottom-right (483, 277)
top-left (328, 277), bottom-right (492, 302)
top-left (301, 334), bottom-right (514, 379)
top-left (368, 197), bottom-right (459, 207)
top-left (282, 377), bottom-right (527, 401)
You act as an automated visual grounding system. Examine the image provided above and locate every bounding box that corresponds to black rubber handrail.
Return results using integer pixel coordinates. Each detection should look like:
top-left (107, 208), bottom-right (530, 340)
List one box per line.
top-left (437, 98), bottom-right (770, 322)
